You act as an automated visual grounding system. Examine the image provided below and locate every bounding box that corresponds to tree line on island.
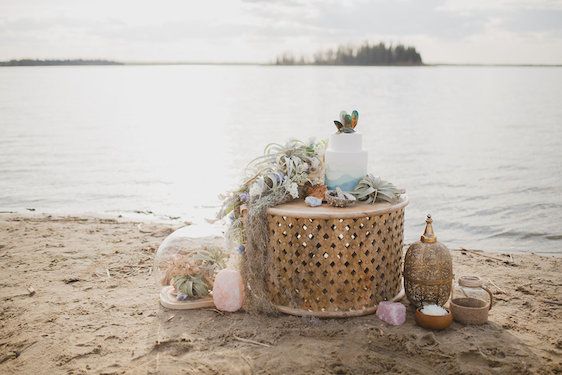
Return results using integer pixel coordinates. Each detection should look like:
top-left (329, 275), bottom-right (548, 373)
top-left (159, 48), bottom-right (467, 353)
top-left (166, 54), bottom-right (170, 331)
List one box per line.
top-left (0, 59), bottom-right (122, 66)
top-left (275, 42), bottom-right (423, 66)
top-left (0, 43), bottom-right (423, 66)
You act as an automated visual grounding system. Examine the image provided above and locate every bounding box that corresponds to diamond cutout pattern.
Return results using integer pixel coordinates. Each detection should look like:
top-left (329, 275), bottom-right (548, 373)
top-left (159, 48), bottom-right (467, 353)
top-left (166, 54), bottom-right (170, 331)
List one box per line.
top-left (266, 208), bottom-right (405, 312)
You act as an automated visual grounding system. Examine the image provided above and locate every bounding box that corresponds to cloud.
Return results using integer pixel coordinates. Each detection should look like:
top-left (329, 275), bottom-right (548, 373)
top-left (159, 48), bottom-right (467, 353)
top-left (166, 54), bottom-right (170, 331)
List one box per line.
top-left (438, 0), bottom-right (562, 12)
top-left (240, 0), bottom-right (562, 63)
top-left (0, 0), bottom-right (561, 63)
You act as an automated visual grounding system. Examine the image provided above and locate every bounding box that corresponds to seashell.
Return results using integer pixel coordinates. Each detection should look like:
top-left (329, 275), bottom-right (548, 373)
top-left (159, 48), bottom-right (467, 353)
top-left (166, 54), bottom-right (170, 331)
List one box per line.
top-left (325, 187), bottom-right (357, 208)
top-left (334, 120), bottom-right (344, 131)
top-left (305, 184), bottom-right (327, 200)
top-left (305, 196), bottom-right (323, 207)
top-left (271, 171), bottom-right (285, 183)
top-left (351, 110), bottom-right (359, 128)
top-left (340, 111), bottom-right (348, 125)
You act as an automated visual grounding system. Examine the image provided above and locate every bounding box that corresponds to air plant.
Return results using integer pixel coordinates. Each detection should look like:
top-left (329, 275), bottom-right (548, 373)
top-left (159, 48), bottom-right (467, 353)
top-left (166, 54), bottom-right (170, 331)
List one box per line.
top-left (192, 245), bottom-right (229, 273)
top-left (161, 245), bottom-right (229, 299)
top-left (172, 275), bottom-right (209, 298)
top-left (218, 139), bottom-right (326, 255)
top-left (352, 174), bottom-right (404, 204)
top-left (219, 139), bottom-right (326, 219)
top-left (246, 139), bottom-right (326, 185)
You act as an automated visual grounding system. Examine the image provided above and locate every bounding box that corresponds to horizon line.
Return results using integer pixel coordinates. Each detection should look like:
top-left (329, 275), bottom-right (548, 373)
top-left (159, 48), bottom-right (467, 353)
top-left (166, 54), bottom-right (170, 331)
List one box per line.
top-left (1, 59), bottom-right (561, 67)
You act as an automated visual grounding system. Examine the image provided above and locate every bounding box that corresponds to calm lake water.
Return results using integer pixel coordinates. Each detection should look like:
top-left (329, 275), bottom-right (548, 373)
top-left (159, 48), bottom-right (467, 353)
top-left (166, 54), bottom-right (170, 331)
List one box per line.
top-left (1, 65), bottom-right (561, 254)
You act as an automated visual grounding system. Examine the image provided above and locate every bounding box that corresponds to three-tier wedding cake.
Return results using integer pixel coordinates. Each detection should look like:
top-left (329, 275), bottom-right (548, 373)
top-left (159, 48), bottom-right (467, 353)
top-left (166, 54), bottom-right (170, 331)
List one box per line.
top-left (324, 110), bottom-right (368, 191)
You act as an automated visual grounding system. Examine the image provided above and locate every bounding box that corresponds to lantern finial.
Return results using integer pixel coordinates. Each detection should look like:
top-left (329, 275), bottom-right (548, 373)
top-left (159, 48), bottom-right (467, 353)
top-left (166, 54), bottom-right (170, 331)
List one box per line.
top-left (421, 214), bottom-right (437, 243)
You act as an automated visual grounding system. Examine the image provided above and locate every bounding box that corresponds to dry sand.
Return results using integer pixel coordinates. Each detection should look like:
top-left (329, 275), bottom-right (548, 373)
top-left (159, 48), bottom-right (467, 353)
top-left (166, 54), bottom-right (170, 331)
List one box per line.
top-left (0, 214), bottom-right (560, 374)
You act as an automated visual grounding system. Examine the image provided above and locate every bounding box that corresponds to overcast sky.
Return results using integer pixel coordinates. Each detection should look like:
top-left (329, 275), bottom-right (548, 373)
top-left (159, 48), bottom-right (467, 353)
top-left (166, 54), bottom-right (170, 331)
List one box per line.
top-left (1, 0), bottom-right (561, 64)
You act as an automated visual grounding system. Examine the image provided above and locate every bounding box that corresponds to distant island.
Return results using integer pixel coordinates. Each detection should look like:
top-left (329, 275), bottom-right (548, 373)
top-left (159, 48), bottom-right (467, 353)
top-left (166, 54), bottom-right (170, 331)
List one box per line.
top-left (0, 59), bottom-right (122, 67)
top-left (3, 55), bottom-right (557, 68)
top-left (275, 42), bottom-right (423, 66)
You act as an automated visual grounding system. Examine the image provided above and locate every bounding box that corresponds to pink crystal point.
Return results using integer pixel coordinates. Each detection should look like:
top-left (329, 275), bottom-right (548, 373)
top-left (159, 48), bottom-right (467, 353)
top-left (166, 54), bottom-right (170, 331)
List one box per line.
top-left (212, 269), bottom-right (245, 312)
top-left (376, 301), bottom-right (406, 326)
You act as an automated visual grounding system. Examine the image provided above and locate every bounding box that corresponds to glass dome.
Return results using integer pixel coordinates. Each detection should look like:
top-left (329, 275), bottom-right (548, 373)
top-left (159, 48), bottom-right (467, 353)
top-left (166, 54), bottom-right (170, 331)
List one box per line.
top-left (154, 223), bottom-right (230, 309)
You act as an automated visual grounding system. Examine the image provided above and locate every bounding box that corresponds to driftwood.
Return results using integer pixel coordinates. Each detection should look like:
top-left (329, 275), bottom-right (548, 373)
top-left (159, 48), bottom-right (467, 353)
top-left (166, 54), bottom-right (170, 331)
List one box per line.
top-left (233, 335), bottom-right (272, 347)
top-left (2, 286), bottom-right (36, 301)
top-left (488, 279), bottom-right (506, 294)
top-left (458, 248), bottom-right (515, 265)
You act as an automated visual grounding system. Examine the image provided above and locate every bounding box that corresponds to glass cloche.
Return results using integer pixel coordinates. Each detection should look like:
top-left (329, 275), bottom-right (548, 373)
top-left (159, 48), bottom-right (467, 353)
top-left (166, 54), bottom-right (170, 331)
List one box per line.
top-left (154, 223), bottom-right (230, 309)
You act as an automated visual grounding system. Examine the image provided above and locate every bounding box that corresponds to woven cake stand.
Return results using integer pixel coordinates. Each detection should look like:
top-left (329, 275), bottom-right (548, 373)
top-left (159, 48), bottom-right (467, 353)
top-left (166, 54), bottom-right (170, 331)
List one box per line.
top-left (265, 197), bottom-right (408, 318)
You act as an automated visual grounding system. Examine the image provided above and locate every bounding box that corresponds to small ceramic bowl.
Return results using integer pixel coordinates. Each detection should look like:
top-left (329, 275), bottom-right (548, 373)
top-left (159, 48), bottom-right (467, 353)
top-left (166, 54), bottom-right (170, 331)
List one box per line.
top-left (415, 307), bottom-right (453, 330)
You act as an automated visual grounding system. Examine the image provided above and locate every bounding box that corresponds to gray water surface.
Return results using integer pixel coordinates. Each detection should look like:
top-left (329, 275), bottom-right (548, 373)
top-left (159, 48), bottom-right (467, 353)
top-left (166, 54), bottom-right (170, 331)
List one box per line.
top-left (1, 65), bottom-right (561, 253)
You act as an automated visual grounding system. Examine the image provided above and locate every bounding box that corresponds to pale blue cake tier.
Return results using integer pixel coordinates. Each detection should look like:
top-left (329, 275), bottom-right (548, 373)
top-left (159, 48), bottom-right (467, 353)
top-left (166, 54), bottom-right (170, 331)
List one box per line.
top-left (325, 175), bottom-right (362, 192)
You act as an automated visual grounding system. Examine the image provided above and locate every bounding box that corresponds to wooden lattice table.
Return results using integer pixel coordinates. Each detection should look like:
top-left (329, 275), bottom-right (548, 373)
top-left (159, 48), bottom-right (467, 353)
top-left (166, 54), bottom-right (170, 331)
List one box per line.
top-left (266, 198), bottom-right (408, 318)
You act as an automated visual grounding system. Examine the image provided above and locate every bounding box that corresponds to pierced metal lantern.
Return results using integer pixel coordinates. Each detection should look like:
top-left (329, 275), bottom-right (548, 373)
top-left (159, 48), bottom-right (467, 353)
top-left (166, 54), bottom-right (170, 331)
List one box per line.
top-left (404, 215), bottom-right (453, 307)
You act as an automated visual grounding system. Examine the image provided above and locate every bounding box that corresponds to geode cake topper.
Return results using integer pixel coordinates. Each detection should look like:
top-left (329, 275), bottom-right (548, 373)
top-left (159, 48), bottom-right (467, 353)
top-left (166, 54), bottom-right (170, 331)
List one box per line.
top-left (334, 110), bottom-right (359, 133)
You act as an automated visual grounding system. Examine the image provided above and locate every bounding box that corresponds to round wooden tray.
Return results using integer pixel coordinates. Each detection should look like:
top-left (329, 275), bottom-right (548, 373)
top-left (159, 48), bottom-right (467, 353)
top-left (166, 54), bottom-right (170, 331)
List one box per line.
top-left (266, 198), bottom-right (408, 317)
top-left (159, 286), bottom-right (215, 310)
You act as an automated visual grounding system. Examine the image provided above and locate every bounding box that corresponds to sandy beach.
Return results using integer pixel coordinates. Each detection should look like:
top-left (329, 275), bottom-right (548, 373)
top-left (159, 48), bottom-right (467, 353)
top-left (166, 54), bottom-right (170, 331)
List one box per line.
top-left (0, 213), bottom-right (560, 374)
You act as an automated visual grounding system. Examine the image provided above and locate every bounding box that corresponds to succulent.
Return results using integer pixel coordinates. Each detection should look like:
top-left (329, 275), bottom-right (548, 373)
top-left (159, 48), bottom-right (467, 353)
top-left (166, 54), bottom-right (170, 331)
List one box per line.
top-left (334, 110), bottom-right (359, 133)
top-left (352, 174), bottom-right (404, 204)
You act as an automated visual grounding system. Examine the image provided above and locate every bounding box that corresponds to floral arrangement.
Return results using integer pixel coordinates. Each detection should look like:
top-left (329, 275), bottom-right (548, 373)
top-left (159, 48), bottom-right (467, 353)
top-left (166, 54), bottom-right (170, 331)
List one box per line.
top-left (218, 139), bottom-right (326, 312)
top-left (219, 139), bottom-right (326, 249)
top-left (160, 245), bottom-right (229, 301)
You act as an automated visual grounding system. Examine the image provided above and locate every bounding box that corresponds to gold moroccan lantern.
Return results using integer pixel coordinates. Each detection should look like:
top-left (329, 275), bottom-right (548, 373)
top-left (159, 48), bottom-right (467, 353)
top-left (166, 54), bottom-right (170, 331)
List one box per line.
top-left (404, 214), bottom-right (453, 307)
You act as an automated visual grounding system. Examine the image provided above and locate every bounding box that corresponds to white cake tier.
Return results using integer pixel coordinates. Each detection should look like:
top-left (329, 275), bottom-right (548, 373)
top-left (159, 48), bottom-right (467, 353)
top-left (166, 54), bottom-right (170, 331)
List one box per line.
top-left (328, 132), bottom-right (363, 152)
top-left (325, 149), bottom-right (368, 192)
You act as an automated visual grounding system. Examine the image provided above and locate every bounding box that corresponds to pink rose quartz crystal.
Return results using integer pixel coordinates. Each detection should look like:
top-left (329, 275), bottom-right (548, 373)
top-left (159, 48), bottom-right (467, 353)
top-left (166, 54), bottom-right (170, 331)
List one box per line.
top-left (376, 301), bottom-right (406, 326)
top-left (212, 269), bottom-right (244, 312)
